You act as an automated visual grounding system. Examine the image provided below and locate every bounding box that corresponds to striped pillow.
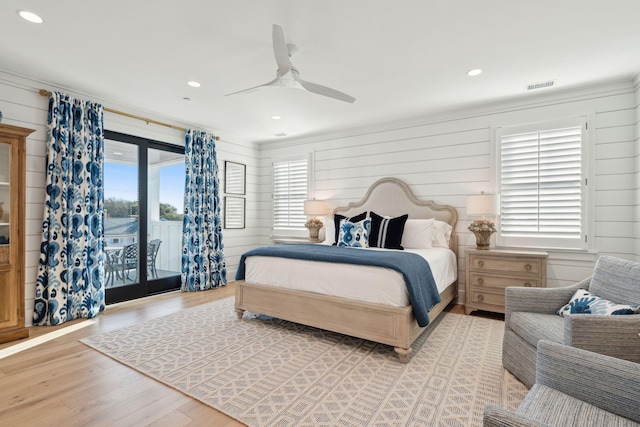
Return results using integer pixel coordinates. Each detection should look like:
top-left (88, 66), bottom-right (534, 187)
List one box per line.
top-left (369, 212), bottom-right (408, 250)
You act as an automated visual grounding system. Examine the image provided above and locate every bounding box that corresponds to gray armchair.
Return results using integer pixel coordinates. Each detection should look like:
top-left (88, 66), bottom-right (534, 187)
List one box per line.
top-left (503, 255), bottom-right (640, 388)
top-left (484, 341), bottom-right (640, 426)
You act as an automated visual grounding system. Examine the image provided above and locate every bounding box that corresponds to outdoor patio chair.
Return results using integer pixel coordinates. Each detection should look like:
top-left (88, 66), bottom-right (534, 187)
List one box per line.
top-left (147, 239), bottom-right (162, 278)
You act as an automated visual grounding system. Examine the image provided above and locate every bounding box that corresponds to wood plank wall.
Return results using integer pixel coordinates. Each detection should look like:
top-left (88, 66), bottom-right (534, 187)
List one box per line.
top-left (1, 69), bottom-right (638, 318)
top-left (258, 79), bottom-right (640, 303)
top-left (635, 83), bottom-right (640, 259)
top-left (0, 72), bottom-right (260, 325)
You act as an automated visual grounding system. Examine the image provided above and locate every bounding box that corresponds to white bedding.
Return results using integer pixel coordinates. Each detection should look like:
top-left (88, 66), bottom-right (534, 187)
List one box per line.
top-left (244, 247), bottom-right (457, 307)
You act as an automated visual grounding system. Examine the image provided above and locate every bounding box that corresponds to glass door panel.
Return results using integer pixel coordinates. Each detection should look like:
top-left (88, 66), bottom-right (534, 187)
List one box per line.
top-left (147, 148), bottom-right (184, 284)
top-left (103, 130), bottom-right (184, 304)
top-left (0, 141), bottom-right (10, 326)
top-left (104, 139), bottom-right (140, 289)
top-left (0, 142), bottom-right (10, 265)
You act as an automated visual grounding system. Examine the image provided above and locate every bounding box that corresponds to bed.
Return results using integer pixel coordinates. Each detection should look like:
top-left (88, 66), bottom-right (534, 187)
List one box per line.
top-left (233, 177), bottom-right (458, 362)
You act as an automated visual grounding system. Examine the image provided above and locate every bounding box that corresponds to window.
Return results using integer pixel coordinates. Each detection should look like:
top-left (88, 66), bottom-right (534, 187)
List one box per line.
top-left (497, 117), bottom-right (588, 250)
top-left (273, 157), bottom-right (309, 230)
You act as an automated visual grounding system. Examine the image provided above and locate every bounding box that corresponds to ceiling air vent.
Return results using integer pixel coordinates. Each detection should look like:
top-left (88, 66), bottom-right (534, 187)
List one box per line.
top-left (526, 80), bottom-right (555, 91)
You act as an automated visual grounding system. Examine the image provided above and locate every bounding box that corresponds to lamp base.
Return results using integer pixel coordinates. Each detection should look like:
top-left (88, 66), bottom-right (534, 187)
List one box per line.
top-left (471, 230), bottom-right (494, 250)
top-left (306, 223), bottom-right (322, 240)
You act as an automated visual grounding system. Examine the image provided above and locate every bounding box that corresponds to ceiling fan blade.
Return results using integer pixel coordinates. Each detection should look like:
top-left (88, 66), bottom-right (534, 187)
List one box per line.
top-left (298, 80), bottom-right (356, 103)
top-left (225, 77), bottom-right (279, 97)
top-left (272, 24), bottom-right (291, 75)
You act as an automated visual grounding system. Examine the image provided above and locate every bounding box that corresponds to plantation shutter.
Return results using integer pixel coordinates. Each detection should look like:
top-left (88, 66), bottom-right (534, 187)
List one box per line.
top-left (499, 119), bottom-right (585, 248)
top-left (273, 158), bottom-right (308, 229)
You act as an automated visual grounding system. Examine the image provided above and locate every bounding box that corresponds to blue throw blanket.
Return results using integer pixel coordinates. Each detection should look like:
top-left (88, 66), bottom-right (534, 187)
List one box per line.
top-left (235, 244), bottom-right (441, 327)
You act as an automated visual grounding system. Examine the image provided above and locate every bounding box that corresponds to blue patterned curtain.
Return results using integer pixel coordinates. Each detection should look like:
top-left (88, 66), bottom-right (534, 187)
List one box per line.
top-left (181, 129), bottom-right (227, 291)
top-left (33, 92), bottom-right (105, 325)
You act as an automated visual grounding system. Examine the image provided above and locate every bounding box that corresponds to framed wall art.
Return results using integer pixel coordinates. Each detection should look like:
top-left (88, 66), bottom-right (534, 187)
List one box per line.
top-left (225, 161), bottom-right (246, 195)
top-left (224, 196), bottom-right (245, 229)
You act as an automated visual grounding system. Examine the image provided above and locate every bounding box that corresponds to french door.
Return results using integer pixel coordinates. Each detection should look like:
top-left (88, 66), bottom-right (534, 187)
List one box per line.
top-left (103, 130), bottom-right (185, 304)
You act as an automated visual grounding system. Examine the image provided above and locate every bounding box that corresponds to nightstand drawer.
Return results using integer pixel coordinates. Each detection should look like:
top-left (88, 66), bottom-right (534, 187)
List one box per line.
top-left (469, 272), bottom-right (539, 289)
top-left (468, 254), bottom-right (543, 275)
top-left (469, 289), bottom-right (505, 308)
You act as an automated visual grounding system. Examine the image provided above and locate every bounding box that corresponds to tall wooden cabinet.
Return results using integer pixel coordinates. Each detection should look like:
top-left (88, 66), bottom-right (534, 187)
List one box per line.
top-left (0, 123), bottom-right (35, 344)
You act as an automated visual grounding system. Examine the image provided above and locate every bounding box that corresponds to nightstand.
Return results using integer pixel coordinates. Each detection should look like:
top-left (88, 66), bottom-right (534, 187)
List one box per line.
top-left (465, 248), bottom-right (548, 315)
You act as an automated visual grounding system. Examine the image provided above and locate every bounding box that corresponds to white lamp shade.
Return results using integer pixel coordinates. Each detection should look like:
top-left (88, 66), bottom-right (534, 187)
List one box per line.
top-left (304, 199), bottom-right (325, 216)
top-left (467, 194), bottom-right (498, 216)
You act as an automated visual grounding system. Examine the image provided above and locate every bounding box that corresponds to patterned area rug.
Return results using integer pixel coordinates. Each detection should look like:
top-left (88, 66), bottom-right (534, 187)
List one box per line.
top-left (81, 297), bottom-right (527, 426)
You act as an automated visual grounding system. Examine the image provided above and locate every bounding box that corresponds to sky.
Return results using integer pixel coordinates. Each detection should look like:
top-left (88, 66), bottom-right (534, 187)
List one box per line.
top-left (159, 164), bottom-right (185, 213)
top-left (104, 163), bottom-right (185, 214)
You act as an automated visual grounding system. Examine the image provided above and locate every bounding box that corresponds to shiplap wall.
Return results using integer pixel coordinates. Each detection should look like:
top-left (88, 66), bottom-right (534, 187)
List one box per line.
top-left (635, 82), bottom-right (640, 259)
top-left (258, 79), bottom-right (640, 303)
top-left (2, 68), bottom-right (638, 319)
top-left (0, 71), bottom-right (260, 325)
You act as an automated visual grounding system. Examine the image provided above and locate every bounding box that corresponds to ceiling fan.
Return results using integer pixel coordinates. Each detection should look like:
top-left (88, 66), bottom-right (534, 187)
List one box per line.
top-left (226, 24), bottom-right (356, 103)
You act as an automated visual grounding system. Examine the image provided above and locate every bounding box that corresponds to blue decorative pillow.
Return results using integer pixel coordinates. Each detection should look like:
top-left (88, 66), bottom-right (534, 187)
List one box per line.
top-left (332, 212), bottom-right (367, 245)
top-left (337, 218), bottom-right (371, 248)
top-left (557, 288), bottom-right (640, 316)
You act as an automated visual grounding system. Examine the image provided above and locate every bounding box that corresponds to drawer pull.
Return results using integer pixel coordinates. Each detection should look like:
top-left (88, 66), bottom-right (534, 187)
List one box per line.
top-left (525, 264), bottom-right (532, 271)
top-left (477, 294), bottom-right (484, 302)
top-left (477, 277), bottom-right (484, 285)
top-left (478, 260), bottom-right (485, 267)
top-left (524, 282), bottom-right (531, 287)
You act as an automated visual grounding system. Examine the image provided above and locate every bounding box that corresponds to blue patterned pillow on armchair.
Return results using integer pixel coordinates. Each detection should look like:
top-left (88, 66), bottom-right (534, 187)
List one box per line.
top-left (337, 218), bottom-right (371, 248)
top-left (557, 288), bottom-right (640, 316)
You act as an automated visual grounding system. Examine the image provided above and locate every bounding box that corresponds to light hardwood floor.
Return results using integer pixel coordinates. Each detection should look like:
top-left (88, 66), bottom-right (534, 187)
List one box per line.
top-left (0, 284), bottom-right (241, 427)
top-left (0, 284), bottom-right (499, 426)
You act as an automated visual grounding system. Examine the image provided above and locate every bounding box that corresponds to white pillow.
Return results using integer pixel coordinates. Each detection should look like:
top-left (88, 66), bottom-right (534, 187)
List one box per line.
top-left (401, 218), bottom-right (435, 249)
top-left (431, 220), bottom-right (452, 248)
top-left (324, 217), bottom-right (335, 244)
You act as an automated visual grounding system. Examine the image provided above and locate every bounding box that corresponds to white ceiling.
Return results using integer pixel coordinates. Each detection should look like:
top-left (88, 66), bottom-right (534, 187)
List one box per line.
top-left (1, 1), bottom-right (639, 143)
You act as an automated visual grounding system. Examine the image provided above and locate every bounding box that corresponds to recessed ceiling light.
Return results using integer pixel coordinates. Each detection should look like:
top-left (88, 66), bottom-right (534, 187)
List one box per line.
top-left (271, 115), bottom-right (282, 120)
top-left (113, 151), bottom-right (123, 156)
top-left (187, 81), bottom-right (201, 88)
top-left (467, 68), bottom-right (482, 77)
top-left (18, 10), bottom-right (43, 24)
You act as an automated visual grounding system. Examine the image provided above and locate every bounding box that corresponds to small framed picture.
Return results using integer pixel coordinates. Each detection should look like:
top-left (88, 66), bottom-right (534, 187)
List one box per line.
top-left (225, 161), bottom-right (246, 195)
top-left (224, 196), bottom-right (245, 229)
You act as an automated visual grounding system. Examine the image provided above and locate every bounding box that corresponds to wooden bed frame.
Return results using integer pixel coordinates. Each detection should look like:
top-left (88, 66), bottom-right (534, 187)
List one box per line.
top-left (233, 177), bottom-right (459, 362)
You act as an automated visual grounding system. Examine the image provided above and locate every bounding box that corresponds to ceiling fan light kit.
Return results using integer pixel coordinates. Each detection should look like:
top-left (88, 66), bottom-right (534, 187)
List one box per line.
top-left (226, 25), bottom-right (356, 103)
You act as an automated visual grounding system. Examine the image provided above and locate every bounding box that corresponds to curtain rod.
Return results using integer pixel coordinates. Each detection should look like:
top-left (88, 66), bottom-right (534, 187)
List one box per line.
top-left (39, 89), bottom-right (220, 140)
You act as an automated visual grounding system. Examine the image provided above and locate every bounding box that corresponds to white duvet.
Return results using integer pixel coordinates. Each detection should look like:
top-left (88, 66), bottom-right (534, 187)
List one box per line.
top-left (244, 247), bottom-right (458, 307)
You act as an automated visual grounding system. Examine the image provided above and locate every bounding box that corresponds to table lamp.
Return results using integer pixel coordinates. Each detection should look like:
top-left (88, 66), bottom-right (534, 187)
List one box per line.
top-left (467, 192), bottom-right (498, 250)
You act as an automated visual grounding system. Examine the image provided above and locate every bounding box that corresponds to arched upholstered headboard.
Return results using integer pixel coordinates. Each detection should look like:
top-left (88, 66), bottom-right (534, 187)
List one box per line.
top-left (332, 177), bottom-right (458, 256)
